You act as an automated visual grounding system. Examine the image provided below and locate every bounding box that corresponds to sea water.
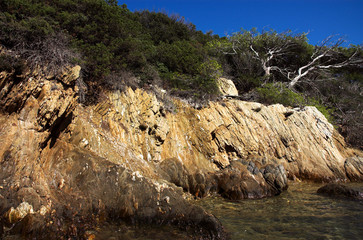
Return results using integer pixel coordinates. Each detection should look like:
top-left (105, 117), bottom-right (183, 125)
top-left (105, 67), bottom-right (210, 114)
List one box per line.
top-left (197, 182), bottom-right (363, 240)
top-left (95, 182), bottom-right (363, 239)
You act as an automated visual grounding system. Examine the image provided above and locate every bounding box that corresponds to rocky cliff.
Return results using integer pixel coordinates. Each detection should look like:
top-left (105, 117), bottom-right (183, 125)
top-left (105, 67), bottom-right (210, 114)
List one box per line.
top-left (0, 63), bottom-right (362, 239)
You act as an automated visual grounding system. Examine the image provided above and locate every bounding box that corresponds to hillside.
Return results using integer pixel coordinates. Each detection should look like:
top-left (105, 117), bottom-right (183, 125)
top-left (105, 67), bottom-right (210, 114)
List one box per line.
top-left (0, 0), bottom-right (363, 239)
top-left (1, 0), bottom-right (362, 148)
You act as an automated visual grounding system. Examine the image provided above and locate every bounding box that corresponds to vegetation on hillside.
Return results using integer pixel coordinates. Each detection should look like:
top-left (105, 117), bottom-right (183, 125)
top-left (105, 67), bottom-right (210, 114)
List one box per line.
top-left (0, 0), bottom-right (362, 148)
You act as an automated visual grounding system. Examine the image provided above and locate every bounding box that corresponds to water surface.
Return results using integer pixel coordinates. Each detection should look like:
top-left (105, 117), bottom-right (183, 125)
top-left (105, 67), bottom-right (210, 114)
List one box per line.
top-left (197, 182), bottom-right (363, 240)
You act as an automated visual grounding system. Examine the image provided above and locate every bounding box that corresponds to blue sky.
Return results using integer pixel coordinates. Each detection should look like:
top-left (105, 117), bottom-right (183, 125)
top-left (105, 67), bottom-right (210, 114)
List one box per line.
top-left (119, 0), bottom-right (363, 46)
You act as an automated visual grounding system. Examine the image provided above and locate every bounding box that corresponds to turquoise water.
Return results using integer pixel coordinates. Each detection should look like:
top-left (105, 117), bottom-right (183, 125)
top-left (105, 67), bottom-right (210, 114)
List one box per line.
top-left (197, 182), bottom-right (363, 240)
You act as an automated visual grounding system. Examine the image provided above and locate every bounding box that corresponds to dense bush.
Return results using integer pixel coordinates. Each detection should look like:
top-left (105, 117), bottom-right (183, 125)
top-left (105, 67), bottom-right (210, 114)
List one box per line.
top-left (0, 54), bottom-right (25, 74)
top-left (0, 0), bottom-right (220, 98)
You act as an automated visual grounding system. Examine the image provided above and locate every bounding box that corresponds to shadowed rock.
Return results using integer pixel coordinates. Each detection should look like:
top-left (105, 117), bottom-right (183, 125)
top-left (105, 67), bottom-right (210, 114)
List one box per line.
top-left (216, 161), bottom-right (288, 200)
top-left (317, 183), bottom-right (363, 200)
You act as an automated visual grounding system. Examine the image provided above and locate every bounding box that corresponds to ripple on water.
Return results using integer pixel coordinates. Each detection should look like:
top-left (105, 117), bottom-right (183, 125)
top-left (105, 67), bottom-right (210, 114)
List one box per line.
top-left (197, 182), bottom-right (363, 240)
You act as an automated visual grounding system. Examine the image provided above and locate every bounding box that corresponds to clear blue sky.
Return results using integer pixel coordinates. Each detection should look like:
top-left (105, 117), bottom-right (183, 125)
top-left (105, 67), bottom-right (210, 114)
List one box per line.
top-left (118, 0), bottom-right (363, 46)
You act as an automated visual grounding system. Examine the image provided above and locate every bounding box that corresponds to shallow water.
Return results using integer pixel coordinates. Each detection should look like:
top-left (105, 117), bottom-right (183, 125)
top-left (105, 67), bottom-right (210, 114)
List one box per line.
top-left (197, 182), bottom-right (363, 240)
top-left (94, 223), bottom-right (190, 240)
top-left (4, 183), bottom-right (362, 239)
top-left (95, 182), bottom-right (363, 239)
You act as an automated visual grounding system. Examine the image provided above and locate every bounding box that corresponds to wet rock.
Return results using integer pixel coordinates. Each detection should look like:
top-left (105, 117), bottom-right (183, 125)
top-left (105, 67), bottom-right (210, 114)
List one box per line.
top-left (158, 158), bottom-right (190, 191)
top-left (159, 158), bottom-right (214, 198)
top-left (215, 161), bottom-right (287, 200)
top-left (317, 183), bottom-right (363, 200)
top-left (261, 164), bottom-right (288, 193)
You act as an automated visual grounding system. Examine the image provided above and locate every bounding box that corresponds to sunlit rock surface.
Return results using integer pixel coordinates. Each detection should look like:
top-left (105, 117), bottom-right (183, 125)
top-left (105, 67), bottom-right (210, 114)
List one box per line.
top-left (217, 77), bottom-right (238, 96)
top-left (0, 64), bottom-right (362, 239)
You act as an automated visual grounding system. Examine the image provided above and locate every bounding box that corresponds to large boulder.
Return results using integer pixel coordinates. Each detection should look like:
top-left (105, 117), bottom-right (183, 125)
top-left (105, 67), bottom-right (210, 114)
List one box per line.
top-left (217, 77), bottom-right (238, 96)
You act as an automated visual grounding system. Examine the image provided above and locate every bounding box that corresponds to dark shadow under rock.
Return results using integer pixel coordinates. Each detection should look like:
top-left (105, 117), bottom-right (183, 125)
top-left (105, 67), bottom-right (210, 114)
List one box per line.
top-left (317, 183), bottom-right (363, 200)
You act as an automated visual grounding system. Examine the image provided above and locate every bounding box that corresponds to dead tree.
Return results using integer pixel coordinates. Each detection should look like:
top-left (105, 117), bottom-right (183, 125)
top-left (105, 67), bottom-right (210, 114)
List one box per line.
top-left (219, 30), bottom-right (363, 89)
top-left (286, 37), bottom-right (362, 89)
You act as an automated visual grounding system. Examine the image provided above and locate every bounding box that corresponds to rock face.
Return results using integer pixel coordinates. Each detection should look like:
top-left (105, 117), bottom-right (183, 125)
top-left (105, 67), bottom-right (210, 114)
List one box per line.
top-left (344, 157), bottom-right (363, 181)
top-left (0, 63), bottom-right (362, 239)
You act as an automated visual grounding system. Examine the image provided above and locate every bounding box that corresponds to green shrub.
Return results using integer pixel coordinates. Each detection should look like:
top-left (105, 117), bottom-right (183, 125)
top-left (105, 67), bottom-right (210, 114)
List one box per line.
top-left (0, 54), bottom-right (25, 75)
top-left (198, 59), bottom-right (222, 80)
top-left (256, 83), bottom-right (335, 124)
top-left (256, 83), bottom-right (305, 107)
top-left (156, 40), bottom-right (204, 75)
top-left (307, 98), bottom-right (335, 124)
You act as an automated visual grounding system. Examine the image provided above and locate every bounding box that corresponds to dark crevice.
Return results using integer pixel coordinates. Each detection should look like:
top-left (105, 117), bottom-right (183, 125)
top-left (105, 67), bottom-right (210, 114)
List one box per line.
top-left (252, 107), bottom-right (261, 112)
top-left (284, 111), bottom-right (294, 120)
top-left (0, 76), bottom-right (27, 114)
top-left (40, 111), bottom-right (74, 149)
top-left (154, 135), bottom-right (165, 146)
top-left (211, 131), bottom-right (216, 140)
top-left (139, 124), bottom-right (147, 131)
top-left (280, 137), bottom-right (290, 148)
top-left (225, 144), bottom-right (240, 158)
top-left (148, 127), bottom-right (153, 135)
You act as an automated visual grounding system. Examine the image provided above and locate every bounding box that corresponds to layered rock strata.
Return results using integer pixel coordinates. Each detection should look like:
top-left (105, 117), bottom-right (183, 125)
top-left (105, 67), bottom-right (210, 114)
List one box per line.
top-left (0, 64), bottom-right (362, 239)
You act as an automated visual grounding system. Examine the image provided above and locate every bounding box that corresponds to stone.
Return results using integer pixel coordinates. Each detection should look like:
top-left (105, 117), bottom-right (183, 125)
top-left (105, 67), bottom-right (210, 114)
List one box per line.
top-left (215, 161), bottom-right (288, 200)
top-left (57, 65), bottom-right (81, 85)
top-left (317, 183), bottom-right (363, 200)
top-left (5, 202), bottom-right (34, 224)
top-left (217, 77), bottom-right (238, 96)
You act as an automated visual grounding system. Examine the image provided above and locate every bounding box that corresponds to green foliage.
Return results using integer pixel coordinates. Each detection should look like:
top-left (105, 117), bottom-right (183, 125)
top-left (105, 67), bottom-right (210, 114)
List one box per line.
top-left (0, 54), bottom-right (25, 74)
top-left (0, 0), bottom-right (220, 96)
top-left (256, 83), bottom-right (335, 124)
top-left (307, 98), bottom-right (335, 124)
top-left (256, 83), bottom-right (305, 107)
top-left (137, 11), bottom-right (194, 44)
top-left (198, 59), bottom-right (222, 80)
top-left (235, 75), bottom-right (263, 92)
top-left (156, 40), bottom-right (205, 75)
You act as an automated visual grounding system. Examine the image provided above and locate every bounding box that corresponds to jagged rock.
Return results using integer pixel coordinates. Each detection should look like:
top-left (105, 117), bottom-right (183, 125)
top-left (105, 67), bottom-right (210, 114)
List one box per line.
top-left (261, 164), bottom-right (288, 193)
top-left (5, 202), bottom-right (34, 224)
top-left (57, 65), bottom-right (81, 85)
top-left (217, 77), bottom-right (238, 96)
top-left (317, 183), bottom-right (363, 200)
